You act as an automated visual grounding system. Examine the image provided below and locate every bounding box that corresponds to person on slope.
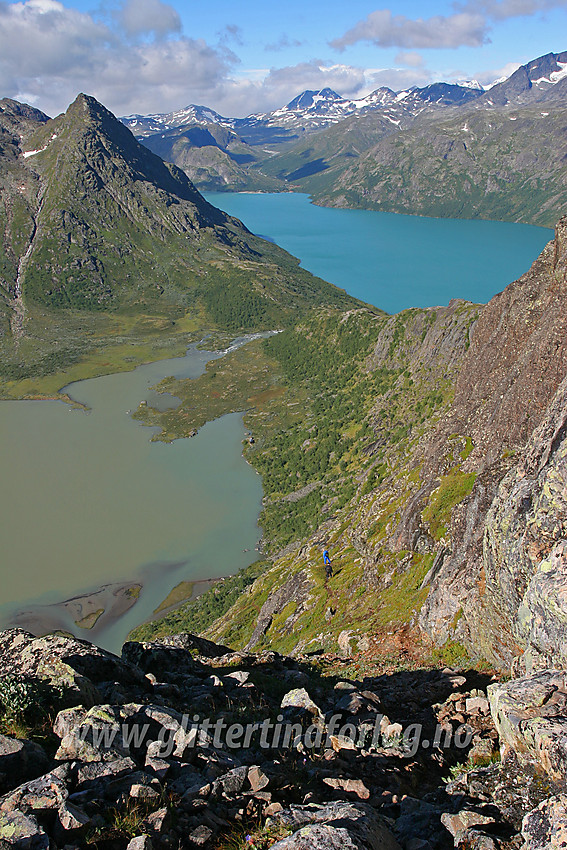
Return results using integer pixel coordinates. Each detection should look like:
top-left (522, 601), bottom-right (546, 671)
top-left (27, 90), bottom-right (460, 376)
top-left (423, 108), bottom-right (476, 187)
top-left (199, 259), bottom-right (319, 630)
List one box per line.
top-left (323, 549), bottom-right (333, 579)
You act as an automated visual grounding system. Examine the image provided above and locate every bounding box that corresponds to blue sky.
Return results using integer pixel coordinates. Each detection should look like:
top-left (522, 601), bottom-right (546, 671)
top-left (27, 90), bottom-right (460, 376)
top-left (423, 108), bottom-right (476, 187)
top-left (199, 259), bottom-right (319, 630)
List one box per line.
top-left (0, 0), bottom-right (566, 117)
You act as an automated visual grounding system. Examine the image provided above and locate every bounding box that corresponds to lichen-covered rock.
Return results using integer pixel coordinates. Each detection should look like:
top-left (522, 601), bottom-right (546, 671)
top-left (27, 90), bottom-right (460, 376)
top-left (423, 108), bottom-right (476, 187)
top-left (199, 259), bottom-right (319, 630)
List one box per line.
top-left (0, 770), bottom-right (68, 814)
top-left (488, 671), bottom-right (567, 780)
top-left (482, 377), bottom-right (567, 671)
top-left (0, 811), bottom-right (48, 850)
top-left (522, 794), bottom-right (567, 849)
top-left (269, 801), bottom-right (401, 849)
top-left (54, 704), bottom-right (138, 762)
top-left (0, 629), bottom-right (146, 704)
top-left (281, 688), bottom-right (324, 724)
top-left (519, 542), bottom-right (567, 673)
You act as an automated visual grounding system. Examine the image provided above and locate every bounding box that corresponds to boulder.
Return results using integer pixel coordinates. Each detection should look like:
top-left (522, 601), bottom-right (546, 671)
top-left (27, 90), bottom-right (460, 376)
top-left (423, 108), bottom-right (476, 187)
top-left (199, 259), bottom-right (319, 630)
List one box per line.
top-left (488, 671), bottom-right (567, 780)
top-left (54, 704), bottom-right (138, 762)
top-left (121, 633), bottom-right (231, 674)
top-left (441, 810), bottom-right (495, 837)
top-left (126, 837), bottom-right (153, 850)
top-left (322, 778), bottom-right (370, 800)
top-left (0, 770), bottom-right (68, 814)
top-left (0, 811), bottom-right (49, 850)
top-left (281, 689), bottom-right (325, 724)
top-left (0, 738), bottom-right (49, 794)
top-left (0, 629), bottom-right (146, 704)
top-left (268, 801), bottom-right (401, 849)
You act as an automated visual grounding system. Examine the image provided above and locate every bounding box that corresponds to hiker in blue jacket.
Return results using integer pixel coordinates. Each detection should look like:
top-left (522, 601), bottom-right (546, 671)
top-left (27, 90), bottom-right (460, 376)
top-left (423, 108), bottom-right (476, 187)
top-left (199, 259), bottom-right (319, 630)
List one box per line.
top-left (323, 549), bottom-right (333, 579)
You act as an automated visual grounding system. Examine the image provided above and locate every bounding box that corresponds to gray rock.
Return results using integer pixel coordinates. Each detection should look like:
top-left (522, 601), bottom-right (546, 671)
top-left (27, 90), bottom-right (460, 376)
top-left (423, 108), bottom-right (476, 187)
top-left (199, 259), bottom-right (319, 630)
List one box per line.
top-left (55, 800), bottom-right (91, 836)
top-left (0, 629), bottom-right (146, 702)
top-left (269, 801), bottom-right (401, 850)
top-left (126, 836), bottom-right (153, 850)
top-left (54, 704), bottom-right (138, 762)
top-left (519, 542), bottom-right (567, 673)
top-left (187, 825), bottom-right (212, 846)
top-left (76, 757), bottom-right (138, 791)
top-left (223, 670), bottom-right (249, 686)
top-left (522, 794), bottom-right (567, 850)
top-left (488, 671), bottom-right (567, 780)
top-left (248, 766), bottom-right (269, 792)
top-left (210, 766), bottom-right (248, 800)
top-left (454, 829), bottom-right (499, 849)
top-left (0, 811), bottom-right (49, 850)
top-left (441, 810), bottom-right (495, 837)
top-left (281, 688), bottom-right (324, 723)
top-left (122, 633), bottom-right (231, 674)
top-left (0, 771), bottom-right (68, 814)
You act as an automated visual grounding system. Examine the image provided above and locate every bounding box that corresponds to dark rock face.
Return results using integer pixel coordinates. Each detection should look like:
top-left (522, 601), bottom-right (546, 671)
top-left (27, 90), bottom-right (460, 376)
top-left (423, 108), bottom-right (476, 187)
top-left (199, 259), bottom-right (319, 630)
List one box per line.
top-left (418, 217), bottom-right (567, 667)
top-left (0, 738), bottom-right (49, 795)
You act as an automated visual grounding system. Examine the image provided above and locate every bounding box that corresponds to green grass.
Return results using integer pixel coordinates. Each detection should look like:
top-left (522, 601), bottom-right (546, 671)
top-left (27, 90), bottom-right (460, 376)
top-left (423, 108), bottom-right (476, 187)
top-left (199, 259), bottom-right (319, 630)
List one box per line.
top-left (422, 468), bottom-right (477, 542)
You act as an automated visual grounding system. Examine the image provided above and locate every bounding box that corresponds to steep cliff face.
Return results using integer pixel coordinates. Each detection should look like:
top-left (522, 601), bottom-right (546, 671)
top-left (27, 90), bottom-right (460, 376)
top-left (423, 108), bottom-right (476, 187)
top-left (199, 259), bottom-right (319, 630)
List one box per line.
top-left (419, 218), bottom-right (567, 667)
top-left (483, 378), bottom-right (567, 673)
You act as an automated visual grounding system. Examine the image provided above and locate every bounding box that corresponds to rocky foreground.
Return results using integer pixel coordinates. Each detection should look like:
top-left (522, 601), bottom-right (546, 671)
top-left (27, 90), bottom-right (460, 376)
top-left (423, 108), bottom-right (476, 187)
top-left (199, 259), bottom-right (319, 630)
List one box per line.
top-left (0, 630), bottom-right (565, 850)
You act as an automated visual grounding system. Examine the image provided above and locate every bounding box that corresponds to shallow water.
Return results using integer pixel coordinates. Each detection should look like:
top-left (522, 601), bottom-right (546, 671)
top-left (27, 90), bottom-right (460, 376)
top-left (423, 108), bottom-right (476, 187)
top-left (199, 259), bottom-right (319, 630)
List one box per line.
top-left (0, 343), bottom-right (263, 652)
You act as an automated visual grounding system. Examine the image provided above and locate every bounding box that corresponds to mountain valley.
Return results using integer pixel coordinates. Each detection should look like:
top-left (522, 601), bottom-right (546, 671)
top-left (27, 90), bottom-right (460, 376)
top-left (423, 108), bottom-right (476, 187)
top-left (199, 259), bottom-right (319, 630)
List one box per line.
top-left (1, 44), bottom-right (567, 850)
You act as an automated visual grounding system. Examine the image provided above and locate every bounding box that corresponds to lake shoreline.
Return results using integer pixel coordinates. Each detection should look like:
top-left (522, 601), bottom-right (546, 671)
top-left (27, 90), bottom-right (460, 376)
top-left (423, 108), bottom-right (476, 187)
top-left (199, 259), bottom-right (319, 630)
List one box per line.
top-left (7, 574), bottom-right (224, 643)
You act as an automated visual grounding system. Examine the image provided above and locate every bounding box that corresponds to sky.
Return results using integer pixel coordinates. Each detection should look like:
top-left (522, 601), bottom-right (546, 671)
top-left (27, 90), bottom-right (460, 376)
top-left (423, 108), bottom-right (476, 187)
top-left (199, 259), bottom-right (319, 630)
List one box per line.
top-left (0, 0), bottom-right (566, 118)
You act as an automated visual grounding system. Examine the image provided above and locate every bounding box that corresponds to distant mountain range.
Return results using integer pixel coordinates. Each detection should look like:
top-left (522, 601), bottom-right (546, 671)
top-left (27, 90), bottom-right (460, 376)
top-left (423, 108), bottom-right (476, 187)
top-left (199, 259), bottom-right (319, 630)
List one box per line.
top-left (121, 50), bottom-right (567, 225)
top-left (123, 81), bottom-right (484, 138)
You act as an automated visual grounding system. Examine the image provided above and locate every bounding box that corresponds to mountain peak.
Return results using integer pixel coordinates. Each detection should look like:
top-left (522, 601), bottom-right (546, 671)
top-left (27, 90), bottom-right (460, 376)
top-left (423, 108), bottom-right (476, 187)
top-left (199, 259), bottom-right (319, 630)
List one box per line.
top-left (285, 89), bottom-right (343, 111)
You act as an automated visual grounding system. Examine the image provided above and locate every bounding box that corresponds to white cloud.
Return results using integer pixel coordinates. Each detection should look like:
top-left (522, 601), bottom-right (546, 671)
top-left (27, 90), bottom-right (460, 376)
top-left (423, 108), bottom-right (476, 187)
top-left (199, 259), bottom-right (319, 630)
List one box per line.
top-left (458, 0), bottom-right (567, 20)
top-left (473, 59), bottom-right (522, 85)
top-left (263, 60), bottom-right (366, 96)
top-left (117, 0), bottom-right (181, 38)
top-left (330, 9), bottom-right (488, 51)
top-left (395, 51), bottom-right (425, 67)
top-left (363, 66), bottom-right (433, 91)
top-left (0, 0), bottom-right (236, 116)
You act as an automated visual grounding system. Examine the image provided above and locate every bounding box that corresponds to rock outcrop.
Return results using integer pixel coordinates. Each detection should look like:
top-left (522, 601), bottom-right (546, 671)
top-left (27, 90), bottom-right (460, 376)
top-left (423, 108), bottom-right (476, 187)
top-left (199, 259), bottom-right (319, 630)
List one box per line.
top-left (418, 216), bottom-right (567, 668)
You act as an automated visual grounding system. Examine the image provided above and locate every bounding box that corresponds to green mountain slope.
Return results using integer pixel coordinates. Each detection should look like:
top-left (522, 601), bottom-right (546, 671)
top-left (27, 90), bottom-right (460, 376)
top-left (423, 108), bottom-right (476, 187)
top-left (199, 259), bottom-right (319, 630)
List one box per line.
top-left (254, 108), bottom-right (416, 195)
top-left (0, 94), bottom-right (358, 395)
top-left (314, 106), bottom-right (567, 227)
top-left (140, 122), bottom-right (284, 192)
top-left (131, 219), bottom-right (567, 674)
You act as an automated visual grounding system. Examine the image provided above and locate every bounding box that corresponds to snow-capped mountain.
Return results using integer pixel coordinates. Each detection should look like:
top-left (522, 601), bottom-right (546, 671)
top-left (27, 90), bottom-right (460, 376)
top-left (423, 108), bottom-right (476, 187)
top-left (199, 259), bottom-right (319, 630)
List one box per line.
top-left (122, 82), bottom-right (485, 139)
top-left (122, 105), bottom-right (234, 138)
top-left (121, 51), bottom-right (567, 145)
top-left (478, 50), bottom-right (567, 106)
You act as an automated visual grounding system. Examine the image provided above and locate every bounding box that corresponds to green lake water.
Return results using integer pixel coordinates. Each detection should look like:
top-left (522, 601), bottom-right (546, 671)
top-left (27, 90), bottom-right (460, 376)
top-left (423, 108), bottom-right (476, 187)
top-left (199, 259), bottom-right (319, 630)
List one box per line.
top-left (0, 343), bottom-right (263, 652)
top-left (0, 194), bottom-right (554, 652)
top-left (205, 192), bottom-right (552, 313)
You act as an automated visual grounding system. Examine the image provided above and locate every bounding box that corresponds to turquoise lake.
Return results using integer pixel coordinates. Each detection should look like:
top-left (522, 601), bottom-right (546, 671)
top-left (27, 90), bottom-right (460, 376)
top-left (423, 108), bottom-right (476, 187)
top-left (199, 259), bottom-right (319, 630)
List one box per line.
top-left (0, 194), bottom-right (554, 652)
top-left (205, 192), bottom-right (552, 313)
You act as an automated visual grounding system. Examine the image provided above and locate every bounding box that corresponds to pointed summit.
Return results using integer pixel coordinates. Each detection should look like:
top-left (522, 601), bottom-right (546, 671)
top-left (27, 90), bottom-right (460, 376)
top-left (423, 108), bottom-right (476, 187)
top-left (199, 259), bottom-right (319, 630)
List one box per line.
top-left (2, 94), bottom-right (353, 325)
